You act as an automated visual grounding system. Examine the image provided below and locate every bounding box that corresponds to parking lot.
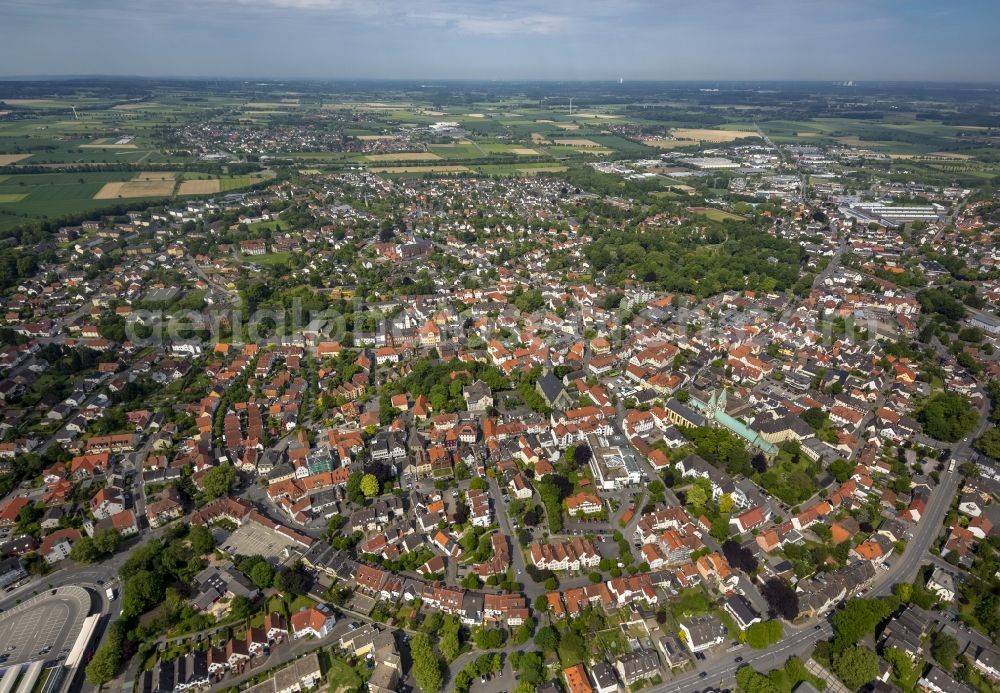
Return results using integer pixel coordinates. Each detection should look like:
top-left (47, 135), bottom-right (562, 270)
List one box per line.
top-left (0, 586), bottom-right (91, 666)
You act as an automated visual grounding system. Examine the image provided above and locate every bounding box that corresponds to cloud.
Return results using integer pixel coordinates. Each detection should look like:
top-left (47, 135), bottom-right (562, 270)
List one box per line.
top-left (197, 0), bottom-right (573, 34)
top-left (411, 11), bottom-right (568, 36)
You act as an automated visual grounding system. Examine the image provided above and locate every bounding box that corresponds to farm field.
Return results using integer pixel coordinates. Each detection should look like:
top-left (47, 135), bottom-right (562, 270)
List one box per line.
top-left (672, 128), bottom-right (759, 142)
top-left (94, 179), bottom-right (175, 199)
top-left (177, 179), bottom-right (221, 194)
top-left (369, 165), bottom-right (470, 173)
top-left (365, 152), bottom-right (441, 162)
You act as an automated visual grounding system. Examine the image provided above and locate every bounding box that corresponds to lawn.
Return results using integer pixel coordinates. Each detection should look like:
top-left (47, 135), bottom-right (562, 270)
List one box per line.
top-left (690, 207), bottom-right (745, 222)
top-left (327, 657), bottom-right (363, 693)
top-left (249, 252), bottom-right (292, 266)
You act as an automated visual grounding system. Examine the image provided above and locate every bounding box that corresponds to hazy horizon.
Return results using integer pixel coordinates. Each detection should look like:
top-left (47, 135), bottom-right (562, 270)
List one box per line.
top-left (2, 0), bottom-right (999, 82)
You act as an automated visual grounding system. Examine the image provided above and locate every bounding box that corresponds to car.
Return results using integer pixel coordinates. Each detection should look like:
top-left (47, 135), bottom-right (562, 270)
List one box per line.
top-left (699, 672), bottom-right (708, 679)
top-left (481, 676), bottom-right (486, 684)
top-left (5, 646), bottom-right (14, 652)
top-left (814, 624), bottom-right (822, 630)
top-left (735, 656), bottom-right (743, 663)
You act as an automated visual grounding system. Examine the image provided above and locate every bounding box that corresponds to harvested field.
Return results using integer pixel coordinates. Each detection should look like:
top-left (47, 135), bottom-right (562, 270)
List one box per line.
top-left (369, 165), bottom-right (469, 173)
top-left (134, 171), bottom-right (176, 181)
top-left (1, 99), bottom-right (60, 106)
top-left (112, 102), bottom-right (157, 110)
top-left (80, 143), bottom-right (137, 149)
top-left (355, 135), bottom-right (396, 141)
top-left (510, 148), bottom-right (541, 156)
top-left (555, 123), bottom-right (580, 130)
top-left (245, 102), bottom-right (298, 108)
top-left (517, 165), bottom-right (567, 174)
top-left (365, 152), bottom-right (441, 162)
top-left (94, 179), bottom-right (175, 199)
top-left (178, 179), bottom-right (221, 194)
top-left (0, 194), bottom-right (27, 203)
top-left (553, 138), bottom-right (602, 147)
top-left (298, 169), bottom-right (322, 175)
top-left (642, 138), bottom-right (692, 149)
top-left (531, 133), bottom-right (549, 143)
top-left (0, 154), bottom-right (31, 165)
top-left (672, 128), bottom-right (758, 142)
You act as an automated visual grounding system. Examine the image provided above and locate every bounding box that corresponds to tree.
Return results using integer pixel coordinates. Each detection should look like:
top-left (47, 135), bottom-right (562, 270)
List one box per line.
top-left (801, 407), bottom-right (828, 430)
top-left (917, 392), bottom-right (978, 442)
top-left (744, 620), bottom-right (783, 648)
top-left (685, 483), bottom-right (709, 511)
top-left (975, 427), bottom-right (1000, 460)
top-left (201, 463), bottom-right (235, 499)
top-left (736, 665), bottom-right (781, 693)
top-left (883, 647), bottom-right (921, 691)
top-left (188, 524), bottom-right (214, 555)
top-left (573, 444), bottom-right (593, 467)
top-left (274, 564), bottom-right (310, 595)
top-left (122, 570), bottom-right (164, 619)
top-left (249, 561), bottom-right (274, 589)
top-left (828, 458), bottom-right (854, 483)
top-left (893, 582), bottom-right (913, 603)
top-left (439, 616), bottom-right (461, 662)
top-left (85, 622), bottom-right (124, 685)
top-left (718, 493), bottom-right (735, 514)
top-left (761, 577), bottom-right (799, 620)
top-left (93, 527), bottom-right (122, 555)
top-left (931, 632), bottom-right (958, 671)
top-left (832, 646), bottom-right (879, 690)
top-left (473, 627), bottom-right (505, 649)
top-left (230, 595), bottom-right (254, 620)
top-left (410, 633), bottom-right (443, 693)
top-left (360, 473), bottom-right (379, 498)
top-left (722, 539), bottom-right (758, 574)
top-left (345, 472), bottom-right (364, 505)
top-left (512, 617), bottom-right (535, 646)
top-left (70, 537), bottom-right (101, 563)
top-left (832, 597), bottom-right (898, 645)
top-left (535, 625), bottom-right (559, 652)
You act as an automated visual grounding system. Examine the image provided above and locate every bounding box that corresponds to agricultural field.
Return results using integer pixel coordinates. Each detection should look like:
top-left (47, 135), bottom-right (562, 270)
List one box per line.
top-left (364, 152), bottom-right (441, 162)
top-left (2, 80), bottom-right (999, 234)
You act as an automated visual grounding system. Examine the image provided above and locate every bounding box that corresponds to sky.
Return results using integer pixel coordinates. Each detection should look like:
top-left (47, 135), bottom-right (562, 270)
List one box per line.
top-left (1, 0), bottom-right (998, 81)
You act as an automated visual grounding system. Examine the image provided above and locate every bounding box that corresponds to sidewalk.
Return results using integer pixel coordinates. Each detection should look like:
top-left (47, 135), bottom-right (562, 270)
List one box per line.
top-left (805, 658), bottom-right (850, 693)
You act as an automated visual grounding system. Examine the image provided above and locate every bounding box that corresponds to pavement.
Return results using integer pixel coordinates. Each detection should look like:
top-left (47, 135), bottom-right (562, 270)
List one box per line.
top-left (0, 585), bottom-right (93, 669)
